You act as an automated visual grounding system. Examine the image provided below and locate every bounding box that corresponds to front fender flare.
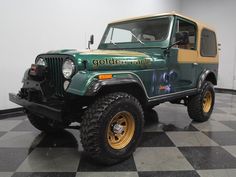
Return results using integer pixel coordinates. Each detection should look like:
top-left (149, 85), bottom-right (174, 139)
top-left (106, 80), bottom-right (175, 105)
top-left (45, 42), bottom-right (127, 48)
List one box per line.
top-left (66, 71), bottom-right (145, 96)
top-left (84, 77), bottom-right (143, 96)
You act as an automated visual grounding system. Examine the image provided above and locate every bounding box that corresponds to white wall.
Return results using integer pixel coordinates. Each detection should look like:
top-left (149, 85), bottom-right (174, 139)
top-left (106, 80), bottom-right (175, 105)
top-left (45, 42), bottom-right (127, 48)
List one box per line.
top-left (0, 0), bottom-right (180, 110)
top-left (234, 48), bottom-right (236, 89)
top-left (2, 0), bottom-right (235, 110)
top-left (179, 0), bottom-right (236, 90)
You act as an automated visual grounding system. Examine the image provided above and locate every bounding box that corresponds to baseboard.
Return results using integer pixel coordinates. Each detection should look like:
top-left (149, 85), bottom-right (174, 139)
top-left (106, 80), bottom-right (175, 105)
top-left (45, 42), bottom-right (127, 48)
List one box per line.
top-left (0, 107), bottom-right (23, 114)
top-left (0, 88), bottom-right (235, 118)
top-left (0, 107), bottom-right (25, 120)
top-left (215, 88), bottom-right (236, 95)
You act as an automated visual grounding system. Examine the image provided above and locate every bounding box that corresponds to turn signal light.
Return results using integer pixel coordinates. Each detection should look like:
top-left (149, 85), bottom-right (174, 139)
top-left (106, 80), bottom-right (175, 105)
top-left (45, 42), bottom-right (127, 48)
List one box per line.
top-left (98, 74), bottom-right (113, 80)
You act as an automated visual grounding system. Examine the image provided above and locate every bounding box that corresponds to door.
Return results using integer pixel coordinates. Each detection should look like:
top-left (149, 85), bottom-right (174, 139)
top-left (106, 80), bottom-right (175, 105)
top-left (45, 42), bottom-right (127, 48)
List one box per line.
top-left (168, 18), bottom-right (198, 92)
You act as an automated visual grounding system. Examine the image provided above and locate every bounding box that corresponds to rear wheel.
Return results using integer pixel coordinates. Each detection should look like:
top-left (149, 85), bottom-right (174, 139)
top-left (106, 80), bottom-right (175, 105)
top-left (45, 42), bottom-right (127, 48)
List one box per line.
top-left (187, 81), bottom-right (215, 122)
top-left (27, 112), bottom-right (64, 132)
top-left (80, 92), bottom-right (144, 165)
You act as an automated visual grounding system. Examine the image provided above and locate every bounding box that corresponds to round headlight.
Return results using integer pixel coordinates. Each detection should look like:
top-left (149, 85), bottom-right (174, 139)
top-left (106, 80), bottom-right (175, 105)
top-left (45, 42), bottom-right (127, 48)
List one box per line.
top-left (62, 59), bottom-right (75, 79)
top-left (36, 58), bottom-right (47, 66)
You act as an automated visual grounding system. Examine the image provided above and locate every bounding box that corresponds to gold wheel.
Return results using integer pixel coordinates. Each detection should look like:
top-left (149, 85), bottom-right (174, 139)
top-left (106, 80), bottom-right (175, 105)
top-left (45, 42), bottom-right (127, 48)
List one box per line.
top-left (107, 111), bottom-right (135, 150)
top-left (202, 91), bottom-right (212, 113)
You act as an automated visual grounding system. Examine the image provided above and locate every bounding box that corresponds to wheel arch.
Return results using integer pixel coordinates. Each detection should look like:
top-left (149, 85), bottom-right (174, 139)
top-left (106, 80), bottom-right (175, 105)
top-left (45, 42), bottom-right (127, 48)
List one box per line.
top-left (198, 70), bottom-right (217, 90)
top-left (86, 78), bottom-right (148, 107)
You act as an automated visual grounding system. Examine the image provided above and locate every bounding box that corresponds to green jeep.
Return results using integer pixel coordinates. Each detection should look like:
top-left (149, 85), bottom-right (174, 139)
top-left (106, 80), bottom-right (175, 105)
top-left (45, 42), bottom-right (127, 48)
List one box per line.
top-left (9, 12), bottom-right (218, 164)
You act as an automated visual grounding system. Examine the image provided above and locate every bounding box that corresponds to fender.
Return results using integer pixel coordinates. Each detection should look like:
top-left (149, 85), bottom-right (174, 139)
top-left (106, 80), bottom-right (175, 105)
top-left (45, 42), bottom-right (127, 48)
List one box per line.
top-left (22, 68), bottom-right (30, 83)
top-left (84, 77), bottom-right (143, 96)
top-left (197, 69), bottom-right (217, 90)
top-left (66, 71), bottom-right (146, 96)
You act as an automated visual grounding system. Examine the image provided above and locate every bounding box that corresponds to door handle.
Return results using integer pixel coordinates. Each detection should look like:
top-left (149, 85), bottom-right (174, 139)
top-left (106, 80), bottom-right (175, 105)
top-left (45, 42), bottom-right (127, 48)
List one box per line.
top-left (193, 62), bottom-right (198, 66)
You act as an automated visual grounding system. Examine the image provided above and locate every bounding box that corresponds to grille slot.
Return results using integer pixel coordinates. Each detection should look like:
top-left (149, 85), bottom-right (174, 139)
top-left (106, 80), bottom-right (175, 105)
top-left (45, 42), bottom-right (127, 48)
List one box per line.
top-left (41, 55), bottom-right (74, 97)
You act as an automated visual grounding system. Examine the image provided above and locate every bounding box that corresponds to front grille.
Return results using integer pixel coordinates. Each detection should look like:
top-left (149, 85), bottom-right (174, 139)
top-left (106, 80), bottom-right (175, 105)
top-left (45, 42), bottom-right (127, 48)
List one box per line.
top-left (39, 55), bottom-right (75, 97)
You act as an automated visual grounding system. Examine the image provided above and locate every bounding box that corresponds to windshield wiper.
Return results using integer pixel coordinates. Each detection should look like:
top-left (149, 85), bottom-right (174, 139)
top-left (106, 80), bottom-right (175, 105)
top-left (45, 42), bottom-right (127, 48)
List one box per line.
top-left (110, 40), bottom-right (120, 48)
top-left (130, 32), bottom-right (145, 45)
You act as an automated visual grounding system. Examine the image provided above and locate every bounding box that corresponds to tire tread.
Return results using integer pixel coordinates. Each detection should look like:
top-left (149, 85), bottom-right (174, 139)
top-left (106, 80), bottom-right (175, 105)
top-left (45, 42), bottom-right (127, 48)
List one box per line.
top-left (80, 92), bottom-right (143, 164)
top-left (187, 81), bottom-right (215, 122)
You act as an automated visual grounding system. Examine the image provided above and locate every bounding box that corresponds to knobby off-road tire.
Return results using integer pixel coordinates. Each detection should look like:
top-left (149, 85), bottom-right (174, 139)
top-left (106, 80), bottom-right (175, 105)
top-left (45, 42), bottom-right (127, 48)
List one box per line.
top-left (27, 112), bottom-right (64, 132)
top-left (187, 81), bottom-right (215, 122)
top-left (80, 92), bottom-right (144, 165)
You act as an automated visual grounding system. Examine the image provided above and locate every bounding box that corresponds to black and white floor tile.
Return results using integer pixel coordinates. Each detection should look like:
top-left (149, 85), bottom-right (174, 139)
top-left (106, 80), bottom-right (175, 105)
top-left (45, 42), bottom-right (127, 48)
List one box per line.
top-left (0, 93), bottom-right (236, 177)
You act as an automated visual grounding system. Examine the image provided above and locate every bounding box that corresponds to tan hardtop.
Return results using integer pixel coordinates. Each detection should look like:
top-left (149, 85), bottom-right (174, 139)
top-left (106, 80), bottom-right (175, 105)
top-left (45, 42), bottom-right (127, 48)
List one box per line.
top-left (109, 12), bottom-right (215, 32)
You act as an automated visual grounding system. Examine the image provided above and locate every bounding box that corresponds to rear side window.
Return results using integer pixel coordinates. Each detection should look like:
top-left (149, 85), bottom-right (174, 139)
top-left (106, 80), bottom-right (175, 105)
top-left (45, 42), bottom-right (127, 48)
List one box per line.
top-left (201, 29), bottom-right (217, 57)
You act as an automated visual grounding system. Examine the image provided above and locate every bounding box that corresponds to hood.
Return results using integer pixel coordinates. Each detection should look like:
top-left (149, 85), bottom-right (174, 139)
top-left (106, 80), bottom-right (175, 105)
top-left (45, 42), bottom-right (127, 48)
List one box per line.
top-left (47, 49), bottom-right (148, 57)
top-left (47, 49), bottom-right (153, 70)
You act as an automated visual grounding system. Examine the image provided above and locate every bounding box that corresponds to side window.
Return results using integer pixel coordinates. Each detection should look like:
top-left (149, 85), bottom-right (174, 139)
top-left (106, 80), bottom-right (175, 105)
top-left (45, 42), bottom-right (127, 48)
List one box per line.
top-left (174, 19), bottom-right (197, 50)
top-left (201, 29), bottom-right (217, 57)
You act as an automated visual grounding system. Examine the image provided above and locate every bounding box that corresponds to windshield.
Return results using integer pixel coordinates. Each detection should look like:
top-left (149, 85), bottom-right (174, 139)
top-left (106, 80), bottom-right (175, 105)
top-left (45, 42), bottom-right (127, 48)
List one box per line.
top-left (99, 17), bottom-right (171, 49)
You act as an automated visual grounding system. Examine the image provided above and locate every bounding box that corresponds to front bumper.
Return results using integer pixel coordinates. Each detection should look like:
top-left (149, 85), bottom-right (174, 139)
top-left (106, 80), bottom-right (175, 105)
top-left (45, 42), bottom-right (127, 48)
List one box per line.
top-left (9, 93), bottom-right (63, 122)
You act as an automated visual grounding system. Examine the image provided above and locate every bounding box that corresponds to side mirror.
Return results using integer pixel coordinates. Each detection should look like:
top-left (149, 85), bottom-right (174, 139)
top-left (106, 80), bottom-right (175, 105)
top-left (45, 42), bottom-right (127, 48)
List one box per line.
top-left (175, 31), bottom-right (189, 45)
top-left (90, 35), bottom-right (94, 45)
top-left (88, 34), bottom-right (94, 49)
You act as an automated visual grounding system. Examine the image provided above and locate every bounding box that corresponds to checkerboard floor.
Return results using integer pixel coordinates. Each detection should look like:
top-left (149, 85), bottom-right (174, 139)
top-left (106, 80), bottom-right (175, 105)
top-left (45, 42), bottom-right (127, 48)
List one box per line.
top-left (1, 93), bottom-right (236, 177)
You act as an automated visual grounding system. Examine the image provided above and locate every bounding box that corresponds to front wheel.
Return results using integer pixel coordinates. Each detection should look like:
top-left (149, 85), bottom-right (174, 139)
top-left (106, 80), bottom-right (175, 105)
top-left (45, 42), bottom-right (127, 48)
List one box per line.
top-left (80, 92), bottom-right (144, 165)
top-left (187, 81), bottom-right (215, 122)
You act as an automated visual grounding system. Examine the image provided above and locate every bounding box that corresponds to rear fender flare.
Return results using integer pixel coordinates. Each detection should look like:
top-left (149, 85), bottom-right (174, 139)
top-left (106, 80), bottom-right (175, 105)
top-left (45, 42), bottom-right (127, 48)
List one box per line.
top-left (197, 70), bottom-right (217, 90)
